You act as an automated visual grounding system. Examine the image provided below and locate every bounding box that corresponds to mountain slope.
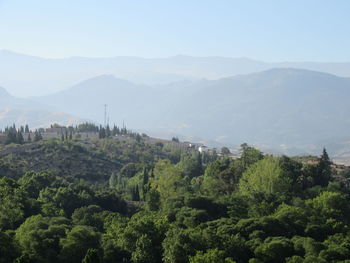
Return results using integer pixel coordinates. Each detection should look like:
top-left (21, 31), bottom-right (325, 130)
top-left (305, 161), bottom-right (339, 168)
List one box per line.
top-left (162, 69), bottom-right (350, 155)
top-left (40, 75), bottom-right (159, 128)
top-left (36, 69), bottom-right (350, 156)
top-left (0, 86), bottom-right (85, 129)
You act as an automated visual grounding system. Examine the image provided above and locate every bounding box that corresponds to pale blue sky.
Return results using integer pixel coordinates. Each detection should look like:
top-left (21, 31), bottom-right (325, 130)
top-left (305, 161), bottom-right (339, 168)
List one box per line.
top-left (0, 0), bottom-right (349, 61)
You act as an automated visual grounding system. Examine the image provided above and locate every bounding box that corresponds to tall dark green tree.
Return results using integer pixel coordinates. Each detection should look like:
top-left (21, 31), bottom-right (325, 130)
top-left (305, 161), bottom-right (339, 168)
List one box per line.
top-left (16, 132), bottom-right (24, 144)
top-left (315, 148), bottom-right (332, 187)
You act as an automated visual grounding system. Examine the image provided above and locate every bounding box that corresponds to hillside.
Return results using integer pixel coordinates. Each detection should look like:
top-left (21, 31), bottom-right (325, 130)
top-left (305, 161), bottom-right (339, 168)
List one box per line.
top-left (0, 137), bottom-right (175, 181)
top-left (166, 69), bottom-right (350, 151)
top-left (0, 86), bottom-right (85, 128)
top-left (39, 75), bottom-right (158, 127)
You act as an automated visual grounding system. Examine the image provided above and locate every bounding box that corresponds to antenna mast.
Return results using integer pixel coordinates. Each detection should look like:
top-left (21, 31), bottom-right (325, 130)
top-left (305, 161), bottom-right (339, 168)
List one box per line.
top-left (104, 104), bottom-right (107, 127)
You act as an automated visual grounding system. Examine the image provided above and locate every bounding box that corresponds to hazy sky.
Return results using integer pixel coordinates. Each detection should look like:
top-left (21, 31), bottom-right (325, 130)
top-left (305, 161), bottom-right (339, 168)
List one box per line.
top-left (0, 0), bottom-right (349, 61)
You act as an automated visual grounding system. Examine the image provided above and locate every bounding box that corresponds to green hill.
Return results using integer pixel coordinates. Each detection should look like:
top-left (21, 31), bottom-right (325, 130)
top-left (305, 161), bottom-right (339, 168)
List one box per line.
top-left (0, 137), bottom-right (181, 181)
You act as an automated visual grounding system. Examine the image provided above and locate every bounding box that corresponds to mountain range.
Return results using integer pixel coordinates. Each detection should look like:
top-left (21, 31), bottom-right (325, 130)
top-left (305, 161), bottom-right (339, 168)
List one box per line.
top-left (2, 49), bottom-right (350, 96)
top-left (2, 51), bottom-right (350, 160)
top-left (0, 87), bottom-right (85, 129)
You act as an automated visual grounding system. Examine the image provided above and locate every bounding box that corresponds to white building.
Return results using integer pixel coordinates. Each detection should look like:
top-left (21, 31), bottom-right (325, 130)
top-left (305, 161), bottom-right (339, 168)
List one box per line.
top-left (198, 145), bottom-right (209, 153)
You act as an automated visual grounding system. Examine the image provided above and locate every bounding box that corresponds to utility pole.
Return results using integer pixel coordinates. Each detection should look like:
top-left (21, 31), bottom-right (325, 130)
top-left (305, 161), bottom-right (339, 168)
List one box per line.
top-left (104, 104), bottom-right (107, 128)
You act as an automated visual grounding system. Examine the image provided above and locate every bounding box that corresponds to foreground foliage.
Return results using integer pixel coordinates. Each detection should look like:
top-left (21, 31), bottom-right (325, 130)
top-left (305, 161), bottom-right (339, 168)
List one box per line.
top-left (0, 138), bottom-right (349, 263)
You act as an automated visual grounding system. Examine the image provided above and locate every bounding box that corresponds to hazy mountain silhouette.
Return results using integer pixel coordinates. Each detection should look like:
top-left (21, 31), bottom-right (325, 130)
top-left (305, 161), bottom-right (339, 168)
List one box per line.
top-left (0, 86), bottom-right (85, 129)
top-left (164, 68), bottom-right (350, 153)
top-left (39, 75), bottom-right (159, 128)
top-left (2, 49), bottom-right (350, 96)
top-left (30, 68), bottom-right (350, 156)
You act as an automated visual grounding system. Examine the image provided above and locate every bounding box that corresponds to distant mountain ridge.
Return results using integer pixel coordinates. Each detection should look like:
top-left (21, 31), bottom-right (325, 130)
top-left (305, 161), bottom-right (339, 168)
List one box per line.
top-left (3, 65), bottom-right (350, 158)
top-left (29, 68), bottom-right (350, 157)
top-left (1, 49), bottom-right (350, 96)
top-left (0, 86), bottom-right (85, 129)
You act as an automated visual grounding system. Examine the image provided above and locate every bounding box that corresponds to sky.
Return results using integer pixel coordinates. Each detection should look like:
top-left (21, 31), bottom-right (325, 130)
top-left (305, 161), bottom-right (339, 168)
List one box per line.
top-left (0, 0), bottom-right (349, 61)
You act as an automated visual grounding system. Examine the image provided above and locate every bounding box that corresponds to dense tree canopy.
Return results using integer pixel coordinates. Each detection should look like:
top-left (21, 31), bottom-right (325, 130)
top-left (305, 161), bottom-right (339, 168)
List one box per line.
top-left (0, 138), bottom-right (348, 262)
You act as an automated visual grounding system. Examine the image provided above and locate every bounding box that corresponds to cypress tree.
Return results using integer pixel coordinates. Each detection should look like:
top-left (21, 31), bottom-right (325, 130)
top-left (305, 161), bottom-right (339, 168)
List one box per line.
top-left (16, 132), bottom-right (24, 144)
top-left (109, 172), bottom-right (118, 188)
top-left (106, 125), bottom-right (111, 137)
top-left (134, 185), bottom-right (140, 201)
top-left (316, 148), bottom-right (332, 186)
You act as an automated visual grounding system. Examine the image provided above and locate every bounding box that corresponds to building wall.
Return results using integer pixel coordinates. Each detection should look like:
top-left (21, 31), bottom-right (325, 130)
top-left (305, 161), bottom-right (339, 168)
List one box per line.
top-left (77, 132), bottom-right (99, 139)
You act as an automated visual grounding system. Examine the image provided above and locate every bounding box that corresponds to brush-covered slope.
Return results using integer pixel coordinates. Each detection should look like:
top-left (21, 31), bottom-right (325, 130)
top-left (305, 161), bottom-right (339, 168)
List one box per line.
top-left (0, 138), bottom-right (171, 180)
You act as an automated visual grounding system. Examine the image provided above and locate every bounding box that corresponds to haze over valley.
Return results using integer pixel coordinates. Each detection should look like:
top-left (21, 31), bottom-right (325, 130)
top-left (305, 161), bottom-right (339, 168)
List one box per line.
top-left (2, 52), bottom-right (350, 160)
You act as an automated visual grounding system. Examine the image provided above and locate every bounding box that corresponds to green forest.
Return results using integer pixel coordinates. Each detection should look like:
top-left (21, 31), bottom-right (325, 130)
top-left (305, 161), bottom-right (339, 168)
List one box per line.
top-left (1, 135), bottom-right (350, 263)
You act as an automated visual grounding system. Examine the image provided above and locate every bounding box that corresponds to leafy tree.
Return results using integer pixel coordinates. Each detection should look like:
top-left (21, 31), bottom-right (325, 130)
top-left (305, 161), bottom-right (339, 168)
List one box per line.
top-left (59, 225), bottom-right (101, 263)
top-left (94, 189), bottom-right (127, 214)
top-left (307, 191), bottom-right (350, 221)
top-left (151, 160), bottom-right (184, 200)
top-left (176, 154), bottom-right (203, 178)
top-left (291, 236), bottom-right (323, 258)
top-left (189, 249), bottom-right (236, 263)
top-left (319, 233), bottom-right (350, 261)
top-left (240, 144), bottom-right (264, 170)
top-left (175, 207), bottom-right (210, 228)
top-left (38, 186), bottom-right (93, 217)
top-left (279, 156), bottom-right (303, 192)
top-left (100, 236), bottom-right (129, 263)
top-left (272, 204), bottom-right (308, 236)
top-left (117, 215), bottom-right (166, 262)
top-left (285, 256), bottom-right (304, 263)
top-left (0, 231), bottom-right (18, 263)
top-left (146, 188), bottom-right (161, 211)
top-left (254, 237), bottom-right (294, 263)
top-left (0, 178), bottom-right (34, 230)
top-left (19, 171), bottom-right (55, 199)
top-left (221, 147), bottom-right (231, 155)
top-left (71, 205), bottom-right (108, 231)
top-left (201, 159), bottom-right (237, 195)
top-left (239, 157), bottom-right (291, 197)
top-left (82, 248), bottom-right (101, 263)
top-left (162, 228), bottom-right (198, 263)
top-left (131, 234), bottom-right (158, 263)
top-left (15, 215), bottom-right (70, 263)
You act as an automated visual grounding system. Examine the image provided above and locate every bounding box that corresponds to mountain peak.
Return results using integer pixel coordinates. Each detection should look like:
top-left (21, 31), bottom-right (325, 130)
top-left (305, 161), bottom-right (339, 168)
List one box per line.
top-left (76, 74), bottom-right (136, 87)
